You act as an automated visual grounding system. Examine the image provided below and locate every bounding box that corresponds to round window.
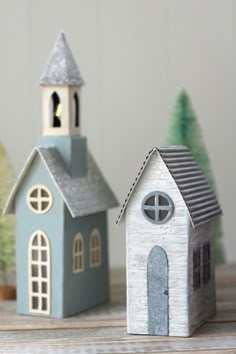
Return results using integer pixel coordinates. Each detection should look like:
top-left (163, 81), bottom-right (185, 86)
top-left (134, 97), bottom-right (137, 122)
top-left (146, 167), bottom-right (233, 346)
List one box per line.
top-left (142, 191), bottom-right (174, 224)
top-left (27, 185), bottom-right (53, 214)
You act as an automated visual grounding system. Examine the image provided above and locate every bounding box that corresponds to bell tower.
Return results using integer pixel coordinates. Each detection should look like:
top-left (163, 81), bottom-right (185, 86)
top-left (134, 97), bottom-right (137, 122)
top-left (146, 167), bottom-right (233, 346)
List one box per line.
top-left (39, 32), bottom-right (87, 177)
top-left (40, 31), bottom-right (84, 136)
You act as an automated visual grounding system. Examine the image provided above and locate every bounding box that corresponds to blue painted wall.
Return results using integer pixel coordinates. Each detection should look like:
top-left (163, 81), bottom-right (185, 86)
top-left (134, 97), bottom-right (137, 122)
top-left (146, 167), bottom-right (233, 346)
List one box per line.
top-left (15, 155), bottom-right (65, 318)
top-left (63, 208), bottom-right (109, 317)
top-left (14, 154), bottom-right (109, 318)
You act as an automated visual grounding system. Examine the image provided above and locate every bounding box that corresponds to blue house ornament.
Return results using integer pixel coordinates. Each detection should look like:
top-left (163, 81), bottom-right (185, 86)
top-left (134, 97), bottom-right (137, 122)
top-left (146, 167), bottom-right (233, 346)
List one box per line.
top-left (4, 32), bottom-right (118, 318)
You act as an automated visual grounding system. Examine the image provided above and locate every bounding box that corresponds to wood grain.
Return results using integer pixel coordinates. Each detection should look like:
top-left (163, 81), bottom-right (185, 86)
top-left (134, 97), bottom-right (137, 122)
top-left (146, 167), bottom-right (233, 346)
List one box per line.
top-left (0, 265), bottom-right (235, 353)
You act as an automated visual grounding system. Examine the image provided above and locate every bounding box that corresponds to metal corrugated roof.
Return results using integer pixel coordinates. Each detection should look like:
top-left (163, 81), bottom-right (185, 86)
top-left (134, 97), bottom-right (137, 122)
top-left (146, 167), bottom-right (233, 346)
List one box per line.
top-left (4, 147), bottom-right (118, 218)
top-left (40, 31), bottom-right (84, 86)
top-left (116, 146), bottom-right (222, 227)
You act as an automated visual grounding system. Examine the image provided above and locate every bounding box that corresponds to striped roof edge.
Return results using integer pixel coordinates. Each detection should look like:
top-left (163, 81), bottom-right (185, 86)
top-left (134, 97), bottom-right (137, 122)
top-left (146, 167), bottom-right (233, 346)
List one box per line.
top-left (116, 146), bottom-right (222, 228)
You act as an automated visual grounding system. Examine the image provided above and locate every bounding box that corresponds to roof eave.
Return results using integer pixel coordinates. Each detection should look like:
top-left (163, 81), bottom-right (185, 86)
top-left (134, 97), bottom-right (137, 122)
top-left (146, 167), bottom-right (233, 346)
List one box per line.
top-left (3, 148), bottom-right (38, 215)
top-left (116, 147), bottom-right (159, 225)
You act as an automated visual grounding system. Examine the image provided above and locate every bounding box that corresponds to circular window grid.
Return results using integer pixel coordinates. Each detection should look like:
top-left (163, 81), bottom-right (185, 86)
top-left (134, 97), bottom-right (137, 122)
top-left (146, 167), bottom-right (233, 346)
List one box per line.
top-left (142, 191), bottom-right (174, 224)
top-left (27, 185), bottom-right (53, 214)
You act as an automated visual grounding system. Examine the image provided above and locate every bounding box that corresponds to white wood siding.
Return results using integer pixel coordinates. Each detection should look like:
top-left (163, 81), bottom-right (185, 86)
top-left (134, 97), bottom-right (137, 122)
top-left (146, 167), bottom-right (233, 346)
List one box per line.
top-left (126, 153), bottom-right (190, 336)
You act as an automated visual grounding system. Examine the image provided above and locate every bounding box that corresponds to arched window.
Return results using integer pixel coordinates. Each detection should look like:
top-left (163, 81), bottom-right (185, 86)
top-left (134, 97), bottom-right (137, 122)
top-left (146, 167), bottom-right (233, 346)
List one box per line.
top-left (89, 229), bottom-right (101, 268)
top-left (72, 233), bottom-right (84, 273)
top-left (51, 92), bottom-right (61, 127)
top-left (29, 230), bottom-right (50, 314)
top-left (74, 92), bottom-right (79, 127)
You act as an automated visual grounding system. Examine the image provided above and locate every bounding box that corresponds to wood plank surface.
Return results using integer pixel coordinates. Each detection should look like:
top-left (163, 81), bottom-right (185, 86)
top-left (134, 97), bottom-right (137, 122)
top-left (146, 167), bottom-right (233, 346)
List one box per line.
top-left (0, 265), bottom-right (235, 353)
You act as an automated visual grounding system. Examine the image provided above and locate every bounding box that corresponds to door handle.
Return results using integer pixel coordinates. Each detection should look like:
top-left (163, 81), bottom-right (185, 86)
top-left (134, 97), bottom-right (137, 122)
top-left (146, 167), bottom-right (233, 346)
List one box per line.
top-left (163, 290), bottom-right (168, 296)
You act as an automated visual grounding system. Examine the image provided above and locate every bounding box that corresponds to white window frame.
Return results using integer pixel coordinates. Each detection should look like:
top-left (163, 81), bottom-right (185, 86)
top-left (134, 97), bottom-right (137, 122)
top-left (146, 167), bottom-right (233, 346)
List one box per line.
top-left (27, 184), bottom-right (53, 214)
top-left (89, 228), bottom-right (102, 268)
top-left (72, 233), bottom-right (84, 273)
top-left (28, 230), bottom-right (50, 315)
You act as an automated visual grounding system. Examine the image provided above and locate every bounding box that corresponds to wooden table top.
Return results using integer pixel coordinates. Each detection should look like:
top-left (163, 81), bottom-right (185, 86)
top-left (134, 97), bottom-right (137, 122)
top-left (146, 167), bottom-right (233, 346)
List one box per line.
top-left (0, 265), bottom-right (235, 353)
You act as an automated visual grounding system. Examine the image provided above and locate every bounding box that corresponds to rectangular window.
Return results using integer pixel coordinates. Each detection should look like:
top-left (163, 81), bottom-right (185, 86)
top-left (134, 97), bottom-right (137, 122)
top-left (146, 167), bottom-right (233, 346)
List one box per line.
top-left (203, 242), bottom-right (211, 284)
top-left (193, 248), bottom-right (201, 291)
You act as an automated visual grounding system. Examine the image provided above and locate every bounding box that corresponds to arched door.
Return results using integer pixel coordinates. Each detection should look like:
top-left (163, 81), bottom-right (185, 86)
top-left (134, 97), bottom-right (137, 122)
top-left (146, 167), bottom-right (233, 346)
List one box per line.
top-left (147, 246), bottom-right (168, 335)
top-left (29, 230), bottom-right (50, 315)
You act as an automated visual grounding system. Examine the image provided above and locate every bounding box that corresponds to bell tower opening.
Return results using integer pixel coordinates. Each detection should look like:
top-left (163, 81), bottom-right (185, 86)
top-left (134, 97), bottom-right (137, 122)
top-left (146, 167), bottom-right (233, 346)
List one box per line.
top-left (51, 92), bottom-right (61, 127)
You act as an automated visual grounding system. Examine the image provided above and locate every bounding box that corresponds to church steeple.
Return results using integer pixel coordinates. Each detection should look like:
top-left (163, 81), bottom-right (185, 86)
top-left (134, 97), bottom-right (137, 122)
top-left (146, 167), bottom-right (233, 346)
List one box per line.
top-left (40, 31), bottom-right (84, 136)
top-left (39, 32), bottom-right (87, 178)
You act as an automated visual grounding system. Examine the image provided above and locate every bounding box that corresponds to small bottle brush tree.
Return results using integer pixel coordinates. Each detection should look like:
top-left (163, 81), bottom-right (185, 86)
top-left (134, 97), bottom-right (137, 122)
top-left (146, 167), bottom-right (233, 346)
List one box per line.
top-left (166, 90), bottom-right (224, 264)
top-left (0, 143), bottom-right (15, 292)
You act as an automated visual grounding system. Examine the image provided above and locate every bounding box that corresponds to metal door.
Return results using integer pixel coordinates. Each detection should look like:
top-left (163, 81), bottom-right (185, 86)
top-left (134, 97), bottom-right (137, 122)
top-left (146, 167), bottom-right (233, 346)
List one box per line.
top-left (147, 246), bottom-right (168, 335)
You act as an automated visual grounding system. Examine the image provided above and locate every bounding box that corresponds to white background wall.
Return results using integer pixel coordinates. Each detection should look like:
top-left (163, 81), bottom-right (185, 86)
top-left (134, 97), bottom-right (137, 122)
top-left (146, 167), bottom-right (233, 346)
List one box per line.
top-left (0, 0), bottom-right (235, 267)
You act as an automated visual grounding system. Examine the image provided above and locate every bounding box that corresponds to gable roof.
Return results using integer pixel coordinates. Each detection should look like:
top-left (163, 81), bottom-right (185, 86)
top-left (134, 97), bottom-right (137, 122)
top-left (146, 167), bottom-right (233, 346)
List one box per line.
top-left (4, 147), bottom-right (118, 218)
top-left (40, 31), bottom-right (85, 86)
top-left (116, 146), bottom-right (222, 228)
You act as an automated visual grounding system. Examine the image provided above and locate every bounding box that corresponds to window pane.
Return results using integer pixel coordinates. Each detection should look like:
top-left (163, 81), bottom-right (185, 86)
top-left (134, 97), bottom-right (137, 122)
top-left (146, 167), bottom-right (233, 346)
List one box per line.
top-left (159, 210), bottom-right (169, 221)
top-left (32, 250), bottom-right (38, 261)
top-left (95, 235), bottom-right (99, 247)
top-left (30, 201), bottom-right (38, 210)
top-left (79, 256), bottom-right (82, 269)
top-left (32, 236), bottom-right (38, 246)
top-left (32, 297), bottom-right (39, 309)
top-left (92, 251), bottom-right (95, 264)
top-left (41, 250), bottom-right (47, 262)
top-left (42, 297), bottom-right (47, 311)
top-left (31, 189), bottom-right (38, 198)
top-left (79, 239), bottom-right (82, 252)
top-left (41, 265), bottom-right (47, 278)
top-left (94, 250), bottom-right (97, 264)
top-left (32, 282), bottom-right (38, 293)
top-left (74, 240), bottom-right (79, 253)
top-left (41, 201), bottom-right (49, 211)
top-left (144, 209), bottom-right (155, 220)
top-left (193, 249), bottom-right (201, 290)
top-left (145, 196), bottom-right (155, 206)
top-left (41, 189), bottom-right (49, 198)
top-left (203, 243), bottom-right (211, 284)
top-left (41, 236), bottom-right (46, 246)
top-left (42, 282), bottom-right (47, 294)
top-left (159, 195), bottom-right (169, 206)
top-left (97, 250), bottom-right (101, 264)
top-left (92, 236), bottom-right (95, 248)
top-left (75, 256), bottom-right (79, 270)
top-left (32, 265), bottom-right (38, 277)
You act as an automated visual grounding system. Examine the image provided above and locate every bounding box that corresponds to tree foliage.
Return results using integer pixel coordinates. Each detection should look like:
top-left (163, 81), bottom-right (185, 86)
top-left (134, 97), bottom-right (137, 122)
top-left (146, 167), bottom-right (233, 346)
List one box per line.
top-left (0, 143), bottom-right (15, 284)
top-left (166, 90), bottom-right (224, 264)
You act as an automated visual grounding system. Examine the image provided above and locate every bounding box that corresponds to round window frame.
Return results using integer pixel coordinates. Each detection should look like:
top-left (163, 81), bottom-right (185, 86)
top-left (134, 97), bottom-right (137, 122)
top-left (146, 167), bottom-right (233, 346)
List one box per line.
top-left (141, 191), bottom-right (174, 225)
top-left (27, 184), bottom-right (53, 214)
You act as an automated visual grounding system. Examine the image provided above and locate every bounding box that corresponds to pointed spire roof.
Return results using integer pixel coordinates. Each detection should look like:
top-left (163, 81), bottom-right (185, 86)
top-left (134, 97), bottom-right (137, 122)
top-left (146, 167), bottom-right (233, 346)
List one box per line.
top-left (40, 31), bottom-right (85, 86)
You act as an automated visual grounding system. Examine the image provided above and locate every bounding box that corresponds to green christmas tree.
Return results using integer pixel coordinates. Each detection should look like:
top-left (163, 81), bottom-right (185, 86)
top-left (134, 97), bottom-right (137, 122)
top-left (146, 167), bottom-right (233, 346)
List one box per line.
top-left (0, 143), bottom-right (15, 284)
top-left (166, 90), bottom-right (224, 264)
